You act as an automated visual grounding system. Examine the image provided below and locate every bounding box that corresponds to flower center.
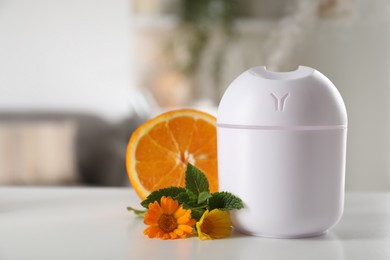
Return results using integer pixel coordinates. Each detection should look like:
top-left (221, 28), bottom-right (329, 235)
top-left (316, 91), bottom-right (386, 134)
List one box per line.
top-left (158, 214), bottom-right (178, 233)
top-left (201, 218), bottom-right (213, 234)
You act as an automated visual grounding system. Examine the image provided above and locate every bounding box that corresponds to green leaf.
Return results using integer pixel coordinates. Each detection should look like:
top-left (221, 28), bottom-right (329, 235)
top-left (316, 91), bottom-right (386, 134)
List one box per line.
top-left (185, 163), bottom-right (209, 196)
top-left (191, 208), bottom-right (206, 221)
top-left (140, 187), bottom-right (186, 208)
top-left (176, 191), bottom-right (203, 209)
top-left (198, 191), bottom-right (212, 204)
top-left (187, 190), bottom-right (198, 203)
top-left (126, 206), bottom-right (146, 217)
top-left (208, 192), bottom-right (244, 211)
top-left (174, 192), bottom-right (191, 205)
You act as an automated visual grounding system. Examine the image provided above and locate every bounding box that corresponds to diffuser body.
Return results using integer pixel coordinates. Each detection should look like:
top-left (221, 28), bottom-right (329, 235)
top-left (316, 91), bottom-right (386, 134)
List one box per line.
top-left (217, 66), bottom-right (347, 238)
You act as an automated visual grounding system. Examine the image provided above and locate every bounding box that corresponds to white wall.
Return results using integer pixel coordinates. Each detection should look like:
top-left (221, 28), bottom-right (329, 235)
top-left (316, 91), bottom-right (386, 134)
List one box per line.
top-left (301, 0), bottom-right (390, 190)
top-left (0, 0), bottom-right (134, 122)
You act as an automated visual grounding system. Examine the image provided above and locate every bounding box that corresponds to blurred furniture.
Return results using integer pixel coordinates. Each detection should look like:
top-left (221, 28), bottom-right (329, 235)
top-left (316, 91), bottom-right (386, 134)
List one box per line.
top-left (1, 188), bottom-right (389, 260)
top-left (0, 112), bottom-right (142, 186)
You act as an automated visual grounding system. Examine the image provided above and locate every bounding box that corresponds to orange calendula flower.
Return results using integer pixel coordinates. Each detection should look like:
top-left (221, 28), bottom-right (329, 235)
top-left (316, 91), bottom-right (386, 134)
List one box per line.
top-left (196, 209), bottom-right (232, 240)
top-left (144, 196), bottom-right (196, 240)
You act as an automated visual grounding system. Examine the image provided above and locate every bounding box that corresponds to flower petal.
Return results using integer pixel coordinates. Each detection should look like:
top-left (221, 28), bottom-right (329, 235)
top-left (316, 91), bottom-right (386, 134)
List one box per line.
top-left (174, 206), bottom-right (187, 218)
top-left (178, 224), bottom-right (193, 234)
top-left (196, 209), bottom-right (232, 240)
top-left (144, 202), bottom-right (162, 225)
top-left (167, 197), bottom-right (179, 215)
top-left (176, 214), bottom-right (191, 225)
top-left (143, 196), bottom-right (191, 240)
top-left (159, 196), bottom-right (178, 215)
top-left (160, 196), bottom-right (168, 211)
top-left (144, 226), bottom-right (159, 238)
top-left (198, 231), bottom-right (212, 240)
top-left (174, 228), bottom-right (184, 236)
top-left (188, 218), bottom-right (196, 227)
top-left (169, 232), bottom-right (178, 239)
top-left (207, 227), bottom-right (231, 238)
top-left (148, 201), bottom-right (161, 211)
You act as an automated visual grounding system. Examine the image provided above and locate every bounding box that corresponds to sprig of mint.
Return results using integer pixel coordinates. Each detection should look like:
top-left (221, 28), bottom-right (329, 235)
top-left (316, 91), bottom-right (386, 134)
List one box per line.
top-left (140, 186), bottom-right (186, 208)
top-left (128, 163), bottom-right (244, 221)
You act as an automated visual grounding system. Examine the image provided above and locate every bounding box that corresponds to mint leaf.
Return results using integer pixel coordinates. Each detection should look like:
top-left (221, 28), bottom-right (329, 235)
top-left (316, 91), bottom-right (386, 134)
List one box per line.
top-left (191, 208), bottom-right (206, 221)
top-left (175, 192), bottom-right (191, 205)
top-left (140, 187), bottom-right (186, 208)
top-left (185, 163), bottom-right (209, 196)
top-left (198, 191), bottom-right (212, 204)
top-left (208, 192), bottom-right (244, 210)
top-left (176, 191), bottom-right (200, 208)
top-left (175, 190), bottom-right (207, 220)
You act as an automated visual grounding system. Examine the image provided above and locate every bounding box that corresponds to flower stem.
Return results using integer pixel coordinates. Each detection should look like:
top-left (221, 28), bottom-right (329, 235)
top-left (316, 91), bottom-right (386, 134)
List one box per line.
top-left (127, 206), bottom-right (146, 217)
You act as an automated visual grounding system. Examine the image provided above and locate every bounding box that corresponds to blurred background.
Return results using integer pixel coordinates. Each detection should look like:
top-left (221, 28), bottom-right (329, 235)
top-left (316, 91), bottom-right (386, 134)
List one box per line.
top-left (0, 0), bottom-right (389, 190)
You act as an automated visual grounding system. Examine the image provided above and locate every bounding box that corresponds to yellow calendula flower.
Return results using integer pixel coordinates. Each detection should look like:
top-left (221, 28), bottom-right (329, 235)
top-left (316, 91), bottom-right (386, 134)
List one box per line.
top-left (144, 196), bottom-right (196, 240)
top-left (196, 209), bottom-right (232, 240)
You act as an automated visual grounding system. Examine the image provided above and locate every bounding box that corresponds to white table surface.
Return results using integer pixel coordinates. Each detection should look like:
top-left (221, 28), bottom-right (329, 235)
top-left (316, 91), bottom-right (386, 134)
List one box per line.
top-left (0, 187), bottom-right (389, 260)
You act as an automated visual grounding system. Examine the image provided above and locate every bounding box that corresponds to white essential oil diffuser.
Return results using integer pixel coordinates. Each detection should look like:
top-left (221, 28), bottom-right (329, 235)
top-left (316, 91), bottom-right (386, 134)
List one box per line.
top-left (217, 66), bottom-right (347, 238)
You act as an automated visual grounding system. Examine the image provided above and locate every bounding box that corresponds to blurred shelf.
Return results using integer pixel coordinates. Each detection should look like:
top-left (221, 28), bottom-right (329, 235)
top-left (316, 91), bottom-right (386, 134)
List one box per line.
top-left (131, 15), bottom-right (278, 34)
top-left (235, 18), bottom-right (278, 34)
top-left (131, 15), bottom-right (178, 31)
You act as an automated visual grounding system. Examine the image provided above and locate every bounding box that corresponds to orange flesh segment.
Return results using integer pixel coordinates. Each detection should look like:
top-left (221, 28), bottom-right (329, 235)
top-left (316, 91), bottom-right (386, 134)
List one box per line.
top-left (127, 109), bottom-right (218, 200)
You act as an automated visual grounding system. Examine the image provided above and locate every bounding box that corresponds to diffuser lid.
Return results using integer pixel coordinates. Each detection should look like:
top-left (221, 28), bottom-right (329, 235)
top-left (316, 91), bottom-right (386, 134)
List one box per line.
top-left (217, 66), bottom-right (347, 128)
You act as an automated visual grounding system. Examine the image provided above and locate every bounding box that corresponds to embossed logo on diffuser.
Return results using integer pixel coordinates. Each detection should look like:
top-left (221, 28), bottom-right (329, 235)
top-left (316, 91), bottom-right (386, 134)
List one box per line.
top-left (270, 93), bottom-right (289, 111)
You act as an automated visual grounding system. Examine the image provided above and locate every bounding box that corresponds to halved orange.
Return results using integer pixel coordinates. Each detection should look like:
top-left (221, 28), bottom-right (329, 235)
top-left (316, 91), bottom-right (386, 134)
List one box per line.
top-left (126, 109), bottom-right (218, 200)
